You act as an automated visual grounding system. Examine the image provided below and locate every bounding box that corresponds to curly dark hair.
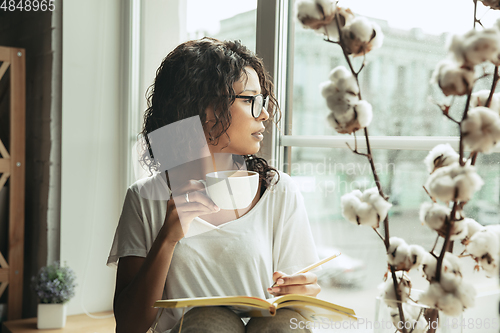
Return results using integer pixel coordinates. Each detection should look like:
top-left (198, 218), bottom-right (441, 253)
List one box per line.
top-left (138, 37), bottom-right (281, 192)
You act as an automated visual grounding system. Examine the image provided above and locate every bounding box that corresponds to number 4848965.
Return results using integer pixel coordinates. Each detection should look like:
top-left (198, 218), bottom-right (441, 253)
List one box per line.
top-left (1, 0), bottom-right (55, 11)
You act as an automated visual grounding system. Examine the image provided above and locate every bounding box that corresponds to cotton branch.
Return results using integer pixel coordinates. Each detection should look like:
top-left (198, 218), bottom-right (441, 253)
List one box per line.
top-left (436, 196), bottom-right (459, 282)
top-left (486, 66), bottom-right (499, 108)
top-left (333, 10), bottom-right (407, 333)
top-left (473, 0), bottom-right (478, 28)
top-left (459, 91), bottom-right (473, 166)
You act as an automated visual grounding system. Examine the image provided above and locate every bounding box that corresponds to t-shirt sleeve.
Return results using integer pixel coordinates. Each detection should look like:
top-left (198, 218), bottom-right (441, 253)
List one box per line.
top-left (272, 175), bottom-right (320, 275)
top-left (107, 188), bottom-right (149, 268)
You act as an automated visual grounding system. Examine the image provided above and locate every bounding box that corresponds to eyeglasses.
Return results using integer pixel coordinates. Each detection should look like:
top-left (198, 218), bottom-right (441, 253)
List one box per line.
top-left (233, 94), bottom-right (269, 118)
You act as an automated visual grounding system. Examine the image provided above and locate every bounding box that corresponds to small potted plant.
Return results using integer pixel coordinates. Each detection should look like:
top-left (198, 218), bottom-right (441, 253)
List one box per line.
top-left (31, 261), bottom-right (76, 329)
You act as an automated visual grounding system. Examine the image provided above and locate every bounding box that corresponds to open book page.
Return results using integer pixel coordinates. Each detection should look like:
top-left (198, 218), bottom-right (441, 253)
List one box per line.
top-left (154, 294), bottom-right (356, 322)
top-left (271, 294), bottom-right (357, 322)
top-left (154, 295), bottom-right (272, 310)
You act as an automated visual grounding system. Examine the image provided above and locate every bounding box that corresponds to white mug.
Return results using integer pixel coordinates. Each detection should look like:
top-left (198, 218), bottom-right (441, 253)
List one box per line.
top-left (202, 170), bottom-right (259, 210)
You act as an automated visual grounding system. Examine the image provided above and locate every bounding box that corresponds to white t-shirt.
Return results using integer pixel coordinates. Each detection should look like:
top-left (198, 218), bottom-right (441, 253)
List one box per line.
top-left (107, 170), bottom-right (319, 332)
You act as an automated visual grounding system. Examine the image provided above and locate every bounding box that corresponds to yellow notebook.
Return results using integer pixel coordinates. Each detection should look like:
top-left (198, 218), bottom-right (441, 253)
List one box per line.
top-left (154, 294), bottom-right (357, 322)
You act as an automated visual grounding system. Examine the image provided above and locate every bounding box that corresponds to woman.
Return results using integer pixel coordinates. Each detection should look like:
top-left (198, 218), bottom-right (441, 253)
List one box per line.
top-left (107, 38), bottom-right (320, 333)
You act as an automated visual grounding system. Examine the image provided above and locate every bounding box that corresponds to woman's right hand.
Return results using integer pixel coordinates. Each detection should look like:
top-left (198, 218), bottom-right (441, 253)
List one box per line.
top-left (162, 180), bottom-right (220, 244)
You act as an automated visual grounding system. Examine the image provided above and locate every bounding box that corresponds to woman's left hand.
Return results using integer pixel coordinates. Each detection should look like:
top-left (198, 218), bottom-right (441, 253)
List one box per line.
top-left (267, 271), bottom-right (321, 297)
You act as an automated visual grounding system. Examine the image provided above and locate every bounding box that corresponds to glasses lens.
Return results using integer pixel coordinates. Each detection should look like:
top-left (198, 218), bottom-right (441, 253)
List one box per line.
top-left (253, 95), bottom-right (263, 118)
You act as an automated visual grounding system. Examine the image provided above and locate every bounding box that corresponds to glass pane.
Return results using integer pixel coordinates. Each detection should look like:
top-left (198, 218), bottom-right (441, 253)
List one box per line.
top-left (186, 0), bottom-right (257, 52)
top-left (291, 0), bottom-right (499, 136)
top-left (290, 147), bottom-right (500, 323)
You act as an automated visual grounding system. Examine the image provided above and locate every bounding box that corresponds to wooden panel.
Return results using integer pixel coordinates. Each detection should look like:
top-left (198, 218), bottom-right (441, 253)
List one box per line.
top-left (0, 47), bottom-right (10, 62)
top-left (0, 159), bottom-right (9, 173)
top-left (0, 282), bottom-right (8, 299)
top-left (0, 139), bottom-right (10, 158)
top-left (0, 251), bottom-right (8, 268)
top-left (0, 62), bottom-right (9, 82)
top-left (7, 47), bottom-right (25, 321)
top-left (0, 268), bottom-right (9, 282)
top-left (0, 173), bottom-right (9, 192)
top-left (2, 312), bottom-right (115, 333)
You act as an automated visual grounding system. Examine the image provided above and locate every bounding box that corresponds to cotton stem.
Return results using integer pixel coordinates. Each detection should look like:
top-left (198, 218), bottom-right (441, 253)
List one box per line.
top-left (436, 192), bottom-right (459, 282)
top-left (486, 66), bottom-right (499, 108)
top-left (332, 12), bottom-right (406, 332)
top-left (459, 91), bottom-right (473, 166)
top-left (473, 0), bottom-right (478, 29)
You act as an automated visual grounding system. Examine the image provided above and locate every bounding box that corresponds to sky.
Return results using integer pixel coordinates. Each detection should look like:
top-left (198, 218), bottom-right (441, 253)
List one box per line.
top-left (186, 0), bottom-right (500, 36)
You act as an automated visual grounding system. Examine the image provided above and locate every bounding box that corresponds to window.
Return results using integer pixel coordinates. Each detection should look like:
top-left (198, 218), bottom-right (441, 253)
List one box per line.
top-left (278, 0), bottom-right (500, 324)
top-left (187, 0), bottom-right (258, 50)
top-left (125, 0), bottom-right (500, 324)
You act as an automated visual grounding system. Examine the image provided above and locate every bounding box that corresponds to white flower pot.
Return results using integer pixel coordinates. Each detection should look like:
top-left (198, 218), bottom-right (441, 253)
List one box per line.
top-left (37, 303), bottom-right (67, 329)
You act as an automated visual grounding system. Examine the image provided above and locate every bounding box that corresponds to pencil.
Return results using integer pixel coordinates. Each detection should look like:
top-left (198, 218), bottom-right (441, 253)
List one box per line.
top-left (269, 253), bottom-right (341, 289)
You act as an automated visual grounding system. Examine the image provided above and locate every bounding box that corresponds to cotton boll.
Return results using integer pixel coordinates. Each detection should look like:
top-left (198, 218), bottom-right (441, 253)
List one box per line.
top-left (409, 245), bottom-right (427, 270)
top-left (419, 202), bottom-right (450, 231)
top-left (328, 66), bottom-right (359, 94)
top-left (480, 0), bottom-right (500, 10)
top-left (320, 66), bottom-right (359, 119)
top-left (322, 6), bottom-right (354, 40)
top-left (431, 59), bottom-right (474, 96)
top-left (455, 281), bottom-right (476, 309)
top-left (466, 229), bottom-right (500, 277)
top-left (426, 162), bottom-right (484, 202)
top-left (387, 237), bottom-right (412, 270)
top-left (480, 258), bottom-right (500, 277)
top-left (467, 229), bottom-right (500, 258)
top-left (340, 189), bottom-right (363, 222)
top-left (470, 89), bottom-right (500, 113)
top-left (421, 253), bottom-right (438, 282)
top-left (355, 200), bottom-right (382, 227)
top-left (438, 292), bottom-right (464, 317)
top-left (449, 218), bottom-right (468, 241)
top-left (341, 16), bottom-right (384, 57)
top-left (419, 283), bottom-right (464, 317)
top-left (418, 282), bottom-right (445, 308)
top-left (345, 16), bottom-right (374, 44)
top-left (340, 187), bottom-right (391, 228)
top-left (332, 100), bottom-right (373, 134)
top-left (321, 82), bottom-right (358, 114)
top-left (361, 187), bottom-right (392, 222)
top-left (461, 106), bottom-right (500, 154)
top-left (329, 65), bottom-right (351, 81)
top-left (440, 253), bottom-right (463, 292)
top-left (422, 252), bottom-right (462, 291)
top-left (333, 106), bottom-right (357, 125)
top-left (421, 252), bottom-right (455, 283)
top-left (424, 143), bottom-right (460, 174)
top-left (381, 271), bottom-right (411, 308)
top-left (449, 29), bottom-right (500, 66)
top-left (354, 100), bottom-right (373, 128)
top-left (452, 170), bottom-right (484, 202)
top-left (327, 110), bottom-right (351, 133)
top-left (426, 169), bottom-right (455, 202)
top-left (295, 0), bottom-right (336, 31)
top-left (340, 189), bottom-right (380, 227)
top-left (464, 218), bottom-right (484, 240)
